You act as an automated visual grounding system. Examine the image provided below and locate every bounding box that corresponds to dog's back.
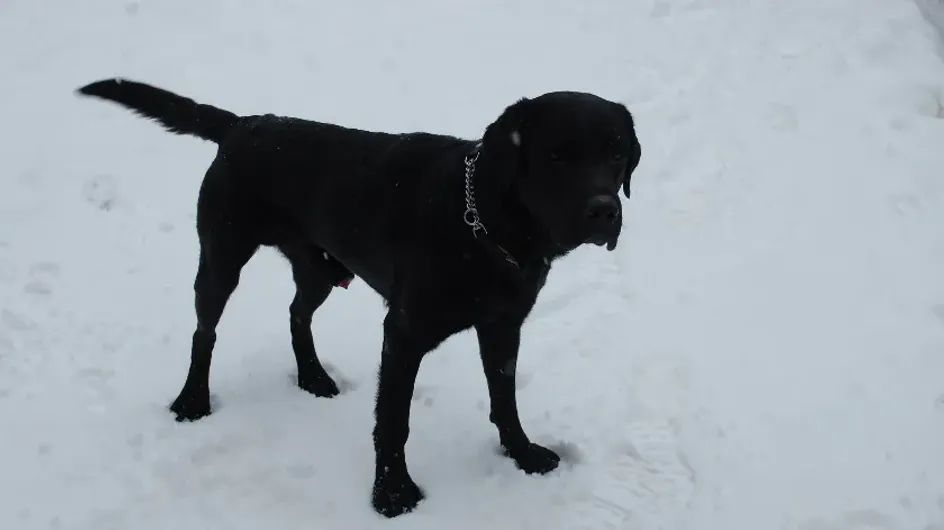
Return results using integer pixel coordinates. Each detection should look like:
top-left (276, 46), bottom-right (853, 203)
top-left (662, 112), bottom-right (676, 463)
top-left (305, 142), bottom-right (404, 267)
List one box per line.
top-left (77, 78), bottom-right (474, 294)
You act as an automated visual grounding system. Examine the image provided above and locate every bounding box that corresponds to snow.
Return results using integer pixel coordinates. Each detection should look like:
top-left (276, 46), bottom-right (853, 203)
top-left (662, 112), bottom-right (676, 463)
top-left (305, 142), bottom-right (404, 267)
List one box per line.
top-left (918, 0), bottom-right (944, 40)
top-left (2, 0), bottom-right (944, 528)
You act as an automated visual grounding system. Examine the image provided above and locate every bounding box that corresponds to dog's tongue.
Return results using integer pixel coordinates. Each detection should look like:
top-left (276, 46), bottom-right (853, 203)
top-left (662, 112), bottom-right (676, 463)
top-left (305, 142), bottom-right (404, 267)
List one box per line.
top-left (336, 277), bottom-right (353, 289)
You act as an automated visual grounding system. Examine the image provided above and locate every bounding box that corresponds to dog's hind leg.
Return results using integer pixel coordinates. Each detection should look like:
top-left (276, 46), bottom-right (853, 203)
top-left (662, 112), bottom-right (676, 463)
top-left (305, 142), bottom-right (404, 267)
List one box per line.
top-left (280, 243), bottom-right (352, 397)
top-left (170, 229), bottom-right (259, 422)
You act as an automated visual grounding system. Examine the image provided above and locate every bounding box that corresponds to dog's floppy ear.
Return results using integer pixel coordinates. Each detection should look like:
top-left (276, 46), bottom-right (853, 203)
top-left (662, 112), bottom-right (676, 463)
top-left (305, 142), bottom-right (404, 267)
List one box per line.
top-left (624, 139), bottom-right (641, 198)
top-left (621, 105), bottom-right (641, 198)
top-left (479, 97), bottom-right (530, 195)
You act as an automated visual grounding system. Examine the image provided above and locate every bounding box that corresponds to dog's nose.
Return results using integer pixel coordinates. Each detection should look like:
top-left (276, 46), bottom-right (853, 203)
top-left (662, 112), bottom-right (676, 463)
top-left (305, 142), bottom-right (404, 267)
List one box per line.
top-left (585, 195), bottom-right (619, 224)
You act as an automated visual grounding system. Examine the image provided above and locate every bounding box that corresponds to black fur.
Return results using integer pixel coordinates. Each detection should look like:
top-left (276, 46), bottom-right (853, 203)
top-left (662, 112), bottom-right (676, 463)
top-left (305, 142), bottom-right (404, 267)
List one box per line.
top-left (78, 78), bottom-right (239, 143)
top-left (76, 78), bottom-right (642, 518)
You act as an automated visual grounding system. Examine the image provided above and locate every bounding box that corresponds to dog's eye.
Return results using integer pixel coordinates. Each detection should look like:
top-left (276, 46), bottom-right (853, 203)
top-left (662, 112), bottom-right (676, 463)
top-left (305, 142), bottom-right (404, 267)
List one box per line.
top-left (549, 152), bottom-right (563, 163)
top-left (613, 153), bottom-right (624, 162)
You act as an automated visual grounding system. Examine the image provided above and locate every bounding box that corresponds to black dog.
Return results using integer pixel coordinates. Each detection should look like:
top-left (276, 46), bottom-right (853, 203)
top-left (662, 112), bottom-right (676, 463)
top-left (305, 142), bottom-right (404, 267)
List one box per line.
top-left (76, 78), bottom-right (641, 518)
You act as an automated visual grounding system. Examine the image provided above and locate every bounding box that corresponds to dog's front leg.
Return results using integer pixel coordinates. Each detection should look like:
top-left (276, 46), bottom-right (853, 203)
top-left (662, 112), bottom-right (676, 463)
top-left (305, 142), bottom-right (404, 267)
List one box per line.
top-left (371, 311), bottom-right (432, 518)
top-left (475, 318), bottom-right (561, 474)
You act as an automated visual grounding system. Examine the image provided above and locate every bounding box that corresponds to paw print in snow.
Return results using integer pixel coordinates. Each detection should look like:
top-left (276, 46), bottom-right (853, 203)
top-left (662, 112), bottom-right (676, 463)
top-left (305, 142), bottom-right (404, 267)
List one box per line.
top-left (412, 384), bottom-right (435, 407)
top-left (23, 262), bottom-right (60, 297)
top-left (23, 281), bottom-right (51, 295)
top-left (2, 308), bottom-right (35, 330)
top-left (650, 1), bottom-right (671, 17)
top-left (82, 174), bottom-right (124, 212)
top-left (931, 304), bottom-right (944, 327)
top-left (766, 102), bottom-right (799, 132)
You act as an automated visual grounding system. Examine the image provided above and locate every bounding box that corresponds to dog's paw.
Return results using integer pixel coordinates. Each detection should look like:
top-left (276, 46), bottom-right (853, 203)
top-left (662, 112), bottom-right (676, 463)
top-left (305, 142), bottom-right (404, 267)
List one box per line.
top-left (297, 373), bottom-right (340, 398)
top-left (371, 470), bottom-right (425, 518)
top-left (505, 442), bottom-right (561, 475)
top-left (170, 391), bottom-right (212, 422)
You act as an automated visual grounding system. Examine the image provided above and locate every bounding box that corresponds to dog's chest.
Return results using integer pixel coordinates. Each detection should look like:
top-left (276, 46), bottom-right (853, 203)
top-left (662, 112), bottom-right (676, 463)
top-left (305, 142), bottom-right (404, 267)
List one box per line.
top-left (467, 262), bottom-right (550, 322)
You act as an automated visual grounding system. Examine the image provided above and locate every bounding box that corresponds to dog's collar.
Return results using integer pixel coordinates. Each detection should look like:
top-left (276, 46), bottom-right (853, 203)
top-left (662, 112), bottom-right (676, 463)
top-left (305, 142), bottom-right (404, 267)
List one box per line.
top-left (462, 142), bottom-right (522, 271)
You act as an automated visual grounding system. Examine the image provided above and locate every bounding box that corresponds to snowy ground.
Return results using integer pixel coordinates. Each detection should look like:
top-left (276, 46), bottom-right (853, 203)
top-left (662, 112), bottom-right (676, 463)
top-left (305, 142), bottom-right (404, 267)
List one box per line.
top-left (2, 0), bottom-right (944, 528)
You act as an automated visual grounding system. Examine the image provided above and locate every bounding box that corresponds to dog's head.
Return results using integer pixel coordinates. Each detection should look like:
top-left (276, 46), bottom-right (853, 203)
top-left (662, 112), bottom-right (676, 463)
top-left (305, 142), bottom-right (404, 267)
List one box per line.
top-left (481, 91), bottom-right (641, 252)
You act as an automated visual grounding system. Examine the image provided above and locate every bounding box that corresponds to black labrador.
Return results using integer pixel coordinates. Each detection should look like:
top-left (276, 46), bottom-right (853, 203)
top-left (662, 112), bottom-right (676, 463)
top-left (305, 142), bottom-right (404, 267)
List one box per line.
top-left (75, 78), bottom-right (642, 518)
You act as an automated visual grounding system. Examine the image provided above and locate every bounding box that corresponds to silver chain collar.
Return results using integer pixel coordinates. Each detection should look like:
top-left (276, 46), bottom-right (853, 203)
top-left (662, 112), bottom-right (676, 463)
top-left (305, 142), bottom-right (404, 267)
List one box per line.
top-left (460, 143), bottom-right (523, 270)
top-left (462, 142), bottom-right (486, 238)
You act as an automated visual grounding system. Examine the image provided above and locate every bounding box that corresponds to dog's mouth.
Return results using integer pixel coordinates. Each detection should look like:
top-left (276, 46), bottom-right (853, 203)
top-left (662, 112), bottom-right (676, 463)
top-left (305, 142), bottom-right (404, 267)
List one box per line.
top-left (586, 232), bottom-right (618, 251)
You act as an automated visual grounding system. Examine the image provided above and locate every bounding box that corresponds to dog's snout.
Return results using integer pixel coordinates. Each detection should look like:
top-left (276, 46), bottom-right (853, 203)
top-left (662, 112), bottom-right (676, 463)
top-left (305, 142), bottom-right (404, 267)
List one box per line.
top-left (585, 195), bottom-right (619, 223)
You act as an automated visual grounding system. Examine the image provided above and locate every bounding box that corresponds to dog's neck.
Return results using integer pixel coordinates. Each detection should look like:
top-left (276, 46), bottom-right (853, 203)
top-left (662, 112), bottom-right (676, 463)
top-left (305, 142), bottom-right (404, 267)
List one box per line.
top-left (462, 143), bottom-right (567, 277)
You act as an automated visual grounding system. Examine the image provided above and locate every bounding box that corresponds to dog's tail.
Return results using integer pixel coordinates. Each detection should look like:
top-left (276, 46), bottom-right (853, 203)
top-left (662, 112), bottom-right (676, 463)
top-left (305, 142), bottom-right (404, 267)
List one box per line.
top-left (76, 78), bottom-right (239, 144)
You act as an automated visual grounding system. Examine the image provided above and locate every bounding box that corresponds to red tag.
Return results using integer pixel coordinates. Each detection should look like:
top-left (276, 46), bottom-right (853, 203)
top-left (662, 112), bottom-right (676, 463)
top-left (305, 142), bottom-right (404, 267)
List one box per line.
top-left (337, 277), bottom-right (353, 289)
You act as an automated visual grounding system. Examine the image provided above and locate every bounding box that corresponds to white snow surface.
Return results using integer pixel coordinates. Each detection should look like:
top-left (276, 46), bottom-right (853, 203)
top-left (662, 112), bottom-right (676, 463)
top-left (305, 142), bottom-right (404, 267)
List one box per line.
top-left (2, 0), bottom-right (944, 528)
